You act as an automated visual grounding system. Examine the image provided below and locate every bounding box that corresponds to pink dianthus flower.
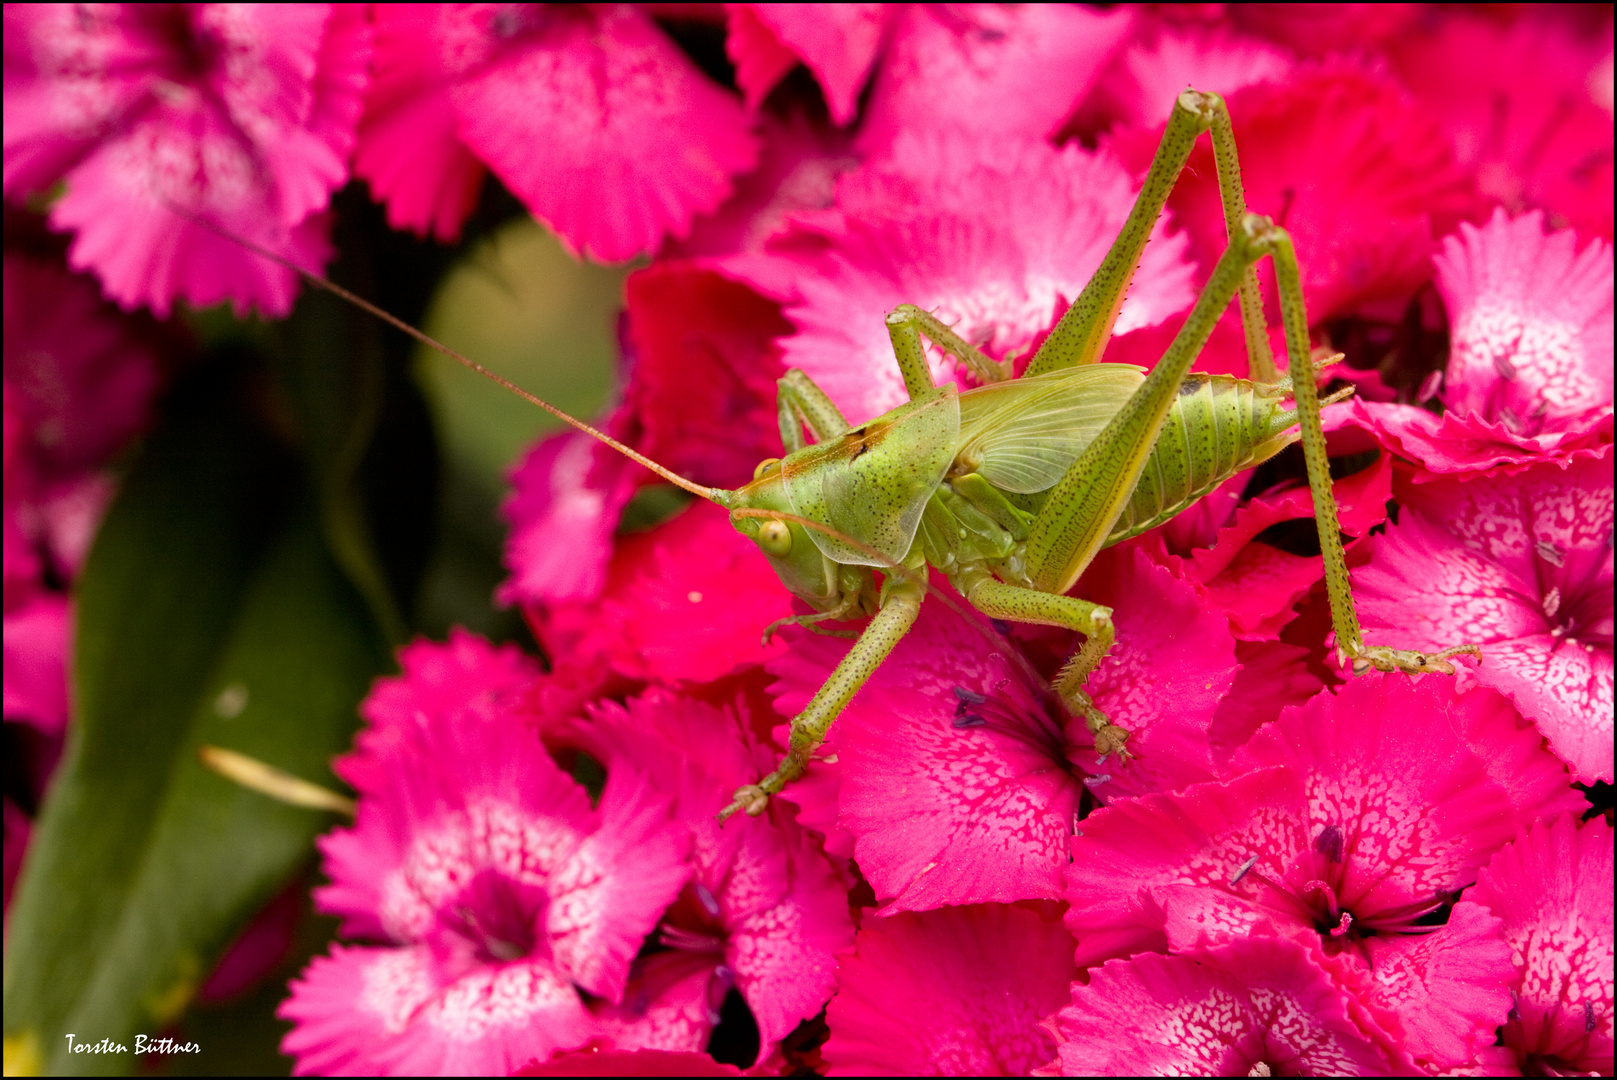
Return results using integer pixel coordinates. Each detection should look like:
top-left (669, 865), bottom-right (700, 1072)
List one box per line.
top-left (735, 133), bottom-right (1197, 423)
top-left (1432, 209), bottom-right (1613, 437)
top-left (577, 690), bottom-right (852, 1060)
top-left (3, 4), bottom-right (371, 316)
top-left (355, 4), bottom-right (758, 258)
top-left (821, 902), bottom-right (1075, 1076)
top-left (280, 663), bottom-right (690, 1074)
top-left (1354, 446), bottom-right (1614, 784)
top-left (1048, 937), bottom-right (1406, 1075)
top-left (1461, 814), bottom-right (1615, 1076)
top-left (1065, 675), bottom-right (1582, 1070)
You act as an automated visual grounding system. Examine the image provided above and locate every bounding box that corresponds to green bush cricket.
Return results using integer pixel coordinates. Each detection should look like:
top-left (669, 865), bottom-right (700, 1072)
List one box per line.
top-left (235, 89), bottom-right (1482, 822)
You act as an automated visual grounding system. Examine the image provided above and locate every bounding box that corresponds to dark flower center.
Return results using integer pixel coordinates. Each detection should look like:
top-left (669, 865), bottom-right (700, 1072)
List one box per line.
top-left (438, 870), bottom-right (544, 965)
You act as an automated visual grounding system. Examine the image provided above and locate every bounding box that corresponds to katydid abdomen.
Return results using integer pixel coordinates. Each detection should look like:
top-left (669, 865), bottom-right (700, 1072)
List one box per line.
top-left (925, 370), bottom-right (1307, 585)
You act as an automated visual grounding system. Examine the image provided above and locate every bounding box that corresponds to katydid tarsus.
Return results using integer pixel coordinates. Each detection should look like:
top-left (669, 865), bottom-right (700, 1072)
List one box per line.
top-left (230, 89), bottom-right (1481, 823)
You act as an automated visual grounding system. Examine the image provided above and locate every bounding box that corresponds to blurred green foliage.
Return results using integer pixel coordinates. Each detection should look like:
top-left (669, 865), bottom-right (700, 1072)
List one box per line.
top-left (2, 184), bottom-right (627, 1075)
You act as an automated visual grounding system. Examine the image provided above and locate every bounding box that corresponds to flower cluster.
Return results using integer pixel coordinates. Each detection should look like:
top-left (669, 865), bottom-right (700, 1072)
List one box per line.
top-left (6, 3), bottom-right (1613, 1076)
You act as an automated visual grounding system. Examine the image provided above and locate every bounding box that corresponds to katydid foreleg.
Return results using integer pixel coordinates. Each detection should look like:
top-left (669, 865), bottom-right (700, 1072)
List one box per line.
top-left (726, 571), bottom-right (926, 818)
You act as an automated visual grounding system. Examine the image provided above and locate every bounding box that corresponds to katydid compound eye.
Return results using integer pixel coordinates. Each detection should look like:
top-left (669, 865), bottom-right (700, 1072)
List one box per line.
top-left (759, 518), bottom-right (792, 556)
top-left (753, 457), bottom-right (781, 479)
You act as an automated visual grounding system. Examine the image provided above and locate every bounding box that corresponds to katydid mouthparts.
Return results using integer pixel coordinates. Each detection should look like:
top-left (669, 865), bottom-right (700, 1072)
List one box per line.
top-left (211, 88), bottom-right (1481, 824)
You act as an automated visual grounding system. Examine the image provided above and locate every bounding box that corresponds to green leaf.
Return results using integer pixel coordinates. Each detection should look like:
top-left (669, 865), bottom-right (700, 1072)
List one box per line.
top-left (2, 367), bottom-right (388, 1075)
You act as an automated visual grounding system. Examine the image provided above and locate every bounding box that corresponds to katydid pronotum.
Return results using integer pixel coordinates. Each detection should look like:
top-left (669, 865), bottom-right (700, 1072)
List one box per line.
top-left (235, 89), bottom-right (1481, 822)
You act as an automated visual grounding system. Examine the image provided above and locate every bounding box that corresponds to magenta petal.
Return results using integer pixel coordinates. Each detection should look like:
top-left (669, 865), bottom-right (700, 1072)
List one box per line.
top-left (1354, 448), bottom-right (1615, 783)
top-left (1393, 13), bottom-right (1615, 241)
top-left (1051, 938), bottom-right (1404, 1075)
top-left (758, 136), bottom-right (1197, 422)
top-left (1351, 397), bottom-right (1615, 480)
top-left (858, 5), bottom-right (1133, 156)
top-left (590, 950), bottom-right (713, 1055)
top-left (723, 5), bottom-right (797, 113)
top-left (548, 763), bottom-right (690, 1003)
top-left (1232, 675), bottom-right (1528, 911)
top-left (621, 262), bottom-right (791, 489)
top-left (361, 629), bottom-right (541, 735)
top-left (1464, 814), bottom-right (1614, 1075)
top-left (773, 600), bottom-right (1079, 911)
top-left (280, 945), bottom-right (597, 1076)
top-left (3, 254), bottom-right (162, 476)
top-left (739, 5), bottom-right (888, 126)
top-left (1109, 27), bottom-right (1294, 131)
top-left (500, 429), bottom-right (643, 607)
top-left (1065, 765), bottom-right (1305, 969)
top-left (540, 500), bottom-right (793, 687)
top-left (1435, 209), bottom-right (1613, 436)
top-left (1, 592), bottom-right (70, 734)
top-left (1070, 545), bottom-right (1236, 799)
top-left (1320, 899), bottom-right (1514, 1071)
top-left (580, 690), bottom-right (852, 1052)
top-left (822, 903), bottom-right (1074, 1076)
top-left (1110, 63), bottom-right (1480, 324)
top-left (7, 4), bottom-right (369, 316)
top-left (445, 5), bottom-right (759, 262)
top-left (354, 4), bottom-right (485, 243)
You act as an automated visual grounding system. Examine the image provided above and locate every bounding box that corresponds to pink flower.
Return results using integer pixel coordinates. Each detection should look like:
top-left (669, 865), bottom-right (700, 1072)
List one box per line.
top-left (517, 1047), bottom-right (743, 1075)
top-left (524, 500), bottom-right (794, 698)
top-left (1108, 63), bottom-right (1480, 325)
top-left (821, 902), bottom-right (1075, 1076)
top-left (280, 685), bottom-right (690, 1074)
top-left (736, 133), bottom-right (1196, 422)
top-left (1066, 675), bottom-right (1581, 1069)
top-left (1048, 937), bottom-right (1406, 1075)
top-left (856, 5), bottom-right (1134, 158)
top-left (724, 5), bottom-right (888, 126)
top-left (1354, 447), bottom-right (1614, 784)
top-left (3, 4), bottom-right (371, 316)
top-left (354, 4), bottom-right (758, 258)
top-left (1, 593), bottom-right (69, 735)
top-left (768, 544), bottom-right (1235, 912)
top-left (339, 628), bottom-right (542, 794)
top-left (1392, 11), bottom-right (1615, 240)
top-left (1347, 397), bottom-right (1613, 481)
top-left (578, 690), bottom-right (852, 1059)
top-left (500, 262), bottom-right (792, 610)
top-left (1432, 209), bottom-right (1613, 437)
top-left (2, 254), bottom-right (163, 479)
top-left (1100, 26), bottom-right (1295, 132)
top-left (1461, 814), bottom-right (1615, 1076)
top-left (1185, 419), bottom-right (1394, 641)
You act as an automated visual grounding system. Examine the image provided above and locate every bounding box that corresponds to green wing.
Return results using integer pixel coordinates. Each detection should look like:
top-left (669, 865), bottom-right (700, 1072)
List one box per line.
top-left (958, 365), bottom-right (1145, 494)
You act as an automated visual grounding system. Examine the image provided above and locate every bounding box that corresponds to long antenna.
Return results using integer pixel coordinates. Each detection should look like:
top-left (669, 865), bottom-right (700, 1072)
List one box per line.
top-left (182, 212), bottom-right (730, 505)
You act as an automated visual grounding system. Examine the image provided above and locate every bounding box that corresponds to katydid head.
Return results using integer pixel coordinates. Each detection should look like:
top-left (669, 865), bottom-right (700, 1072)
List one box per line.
top-left (725, 387), bottom-right (962, 609)
top-left (726, 459), bottom-right (844, 608)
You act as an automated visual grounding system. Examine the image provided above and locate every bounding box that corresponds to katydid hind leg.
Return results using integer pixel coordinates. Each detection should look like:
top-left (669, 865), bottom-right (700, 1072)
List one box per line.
top-left (1266, 233), bottom-right (1482, 677)
top-left (1022, 219), bottom-right (1268, 597)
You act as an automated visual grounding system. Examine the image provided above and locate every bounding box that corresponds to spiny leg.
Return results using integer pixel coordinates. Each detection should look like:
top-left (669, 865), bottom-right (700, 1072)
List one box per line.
top-left (1263, 228), bottom-right (1481, 676)
top-left (1023, 219), bottom-right (1269, 597)
top-left (723, 572), bottom-right (925, 820)
top-left (1026, 89), bottom-right (1276, 383)
top-left (887, 304), bottom-right (1010, 398)
top-left (959, 568), bottom-right (1130, 760)
top-left (776, 368), bottom-right (850, 451)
